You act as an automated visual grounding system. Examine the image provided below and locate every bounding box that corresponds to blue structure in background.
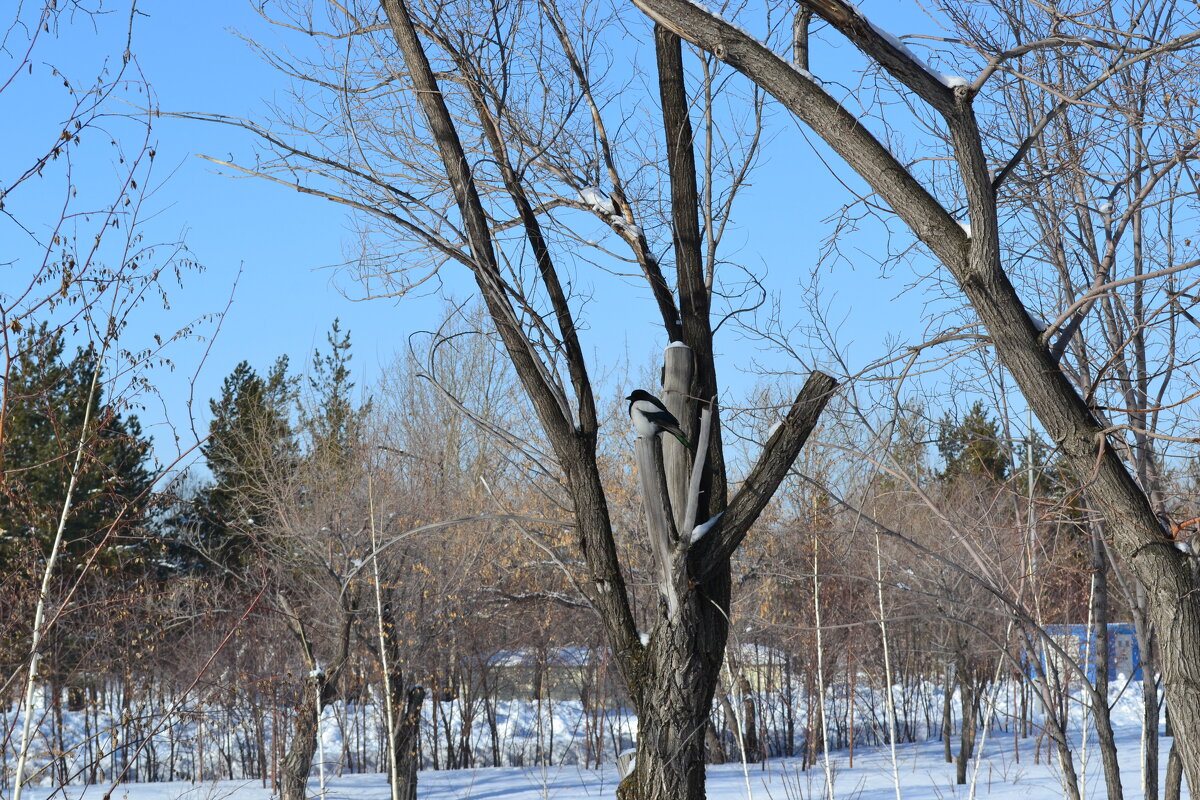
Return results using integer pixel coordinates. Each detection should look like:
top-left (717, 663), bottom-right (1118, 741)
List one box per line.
top-left (1035, 623), bottom-right (1142, 682)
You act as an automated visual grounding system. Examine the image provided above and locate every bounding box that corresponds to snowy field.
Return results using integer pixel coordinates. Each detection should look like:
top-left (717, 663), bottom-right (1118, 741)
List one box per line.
top-left (6, 675), bottom-right (1189, 799)
top-left (17, 720), bottom-right (1189, 800)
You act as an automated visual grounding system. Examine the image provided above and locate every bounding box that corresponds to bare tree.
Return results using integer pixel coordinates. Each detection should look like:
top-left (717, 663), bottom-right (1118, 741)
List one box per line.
top-left (189, 1), bottom-right (836, 797)
top-left (965, 7), bottom-right (1200, 796)
top-left (636, 0), bottom-right (1200, 790)
top-left (369, 310), bottom-right (530, 796)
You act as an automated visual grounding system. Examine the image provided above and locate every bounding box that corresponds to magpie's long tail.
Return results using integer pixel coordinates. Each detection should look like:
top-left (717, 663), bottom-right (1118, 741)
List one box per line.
top-left (665, 428), bottom-right (696, 453)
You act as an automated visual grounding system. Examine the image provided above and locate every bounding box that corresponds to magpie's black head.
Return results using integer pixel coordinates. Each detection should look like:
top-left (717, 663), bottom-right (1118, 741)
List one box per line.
top-left (626, 389), bottom-right (652, 404)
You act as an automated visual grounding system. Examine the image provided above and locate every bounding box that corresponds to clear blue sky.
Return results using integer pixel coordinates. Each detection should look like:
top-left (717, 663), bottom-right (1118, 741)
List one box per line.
top-left (6, 1), bottom-right (952, 467)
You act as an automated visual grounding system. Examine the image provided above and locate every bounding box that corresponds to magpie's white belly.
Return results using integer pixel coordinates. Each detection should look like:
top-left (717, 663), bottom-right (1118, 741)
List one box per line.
top-left (630, 401), bottom-right (662, 437)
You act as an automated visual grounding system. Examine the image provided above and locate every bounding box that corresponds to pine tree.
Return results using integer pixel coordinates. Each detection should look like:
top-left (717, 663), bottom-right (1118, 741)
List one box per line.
top-left (302, 319), bottom-right (369, 466)
top-left (193, 356), bottom-right (296, 571)
top-left (0, 324), bottom-right (153, 571)
top-left (937, 400), bottom-right (1010, 482)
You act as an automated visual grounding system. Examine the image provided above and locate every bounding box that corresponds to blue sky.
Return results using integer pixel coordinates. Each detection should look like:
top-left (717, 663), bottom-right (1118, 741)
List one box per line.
top-left (6, 1), bottom-right (948, 466)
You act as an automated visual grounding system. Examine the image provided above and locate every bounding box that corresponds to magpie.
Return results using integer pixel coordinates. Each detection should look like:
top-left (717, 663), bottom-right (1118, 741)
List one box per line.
top-left (626, 389), bottom-right (695, 452)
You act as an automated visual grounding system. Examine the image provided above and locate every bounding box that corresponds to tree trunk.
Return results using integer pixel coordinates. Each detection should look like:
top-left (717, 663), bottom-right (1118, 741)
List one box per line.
top-left (1166, 742), bottom-right (1185, 800)
top-left (391, 685), bottom-right (425, 800)
top-left (279, 676), bottom-right (324, 800)
top-left (1133, 586), bottom-right (1160, 800)
top-left (1032, 664), bottom-right (1083, 800)
top-left (955, 675), bottom-right (974, 785)
top-left (372, 8), bottom-right (834, 798)
top-left (942, 667), bottom-right (954, 764)
top-left (618, 345), bottom-right (732, 800)
top-left (276, 589), bottom-right (354, 800)
top-left (632, 2), bottom-right (1200, 791)
top-left (704, 717), bottom-right (725, 765)
top-left (739, 675), bottom-right (760, 764)
top-left (617, 571), bottom-right (731, 800)
top-left (1142, 653), bottom-right (1160, 800)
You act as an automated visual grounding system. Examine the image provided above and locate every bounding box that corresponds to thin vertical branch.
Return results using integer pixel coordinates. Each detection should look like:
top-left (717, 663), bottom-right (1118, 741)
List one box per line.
top-left (793, 7), bottom-right (812, 70)
top-left (681, 399), bottom-right (715, 541)
top-left (812, 534), bottom-right (834, 800)
top-left (368, 479), bottom-right (400, 800)
top-left (12, 342), bottom-right (106, 800)
top-left (874, 532), bottom-right (903, 800)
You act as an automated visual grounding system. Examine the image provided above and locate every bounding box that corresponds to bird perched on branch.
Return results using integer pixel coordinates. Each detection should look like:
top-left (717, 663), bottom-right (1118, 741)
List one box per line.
top-left (626, 389), bottom-right (694, 452)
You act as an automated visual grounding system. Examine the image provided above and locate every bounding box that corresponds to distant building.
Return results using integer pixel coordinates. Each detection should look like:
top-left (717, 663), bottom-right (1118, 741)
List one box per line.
top-left (1037, 623), bottom-right (1141, 682)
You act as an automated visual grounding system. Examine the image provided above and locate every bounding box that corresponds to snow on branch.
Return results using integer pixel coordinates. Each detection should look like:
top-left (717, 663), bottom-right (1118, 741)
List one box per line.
top-left (801, 0), bottom-right (960, 114)
top-left (578, 186), bottom-right (617, 215)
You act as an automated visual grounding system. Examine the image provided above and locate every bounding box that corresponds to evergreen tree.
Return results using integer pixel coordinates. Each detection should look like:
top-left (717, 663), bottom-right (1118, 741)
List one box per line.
top-left (188, 321), bottom-right (365, 572)
top-left (194, 356), bottom-right (296, 571)
top-left (302, 319), bottom-right (369, 466)
top-left (937, 400), bottom-right (1010, 482)
top-left (0, 324), bottom-right (153, 570)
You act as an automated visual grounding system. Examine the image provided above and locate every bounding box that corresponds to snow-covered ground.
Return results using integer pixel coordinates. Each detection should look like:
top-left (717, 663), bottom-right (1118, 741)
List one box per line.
top-left (6, 676), bottom-right (1190, 799)
top-left (17, 716), bottom-right (1190, 799)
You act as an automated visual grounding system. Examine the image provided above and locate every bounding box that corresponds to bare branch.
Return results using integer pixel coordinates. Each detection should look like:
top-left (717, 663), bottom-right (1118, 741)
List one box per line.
top-left (633, 0), bottom-right (968, 271)
top-left (695, 370), bottom-right (836, 577)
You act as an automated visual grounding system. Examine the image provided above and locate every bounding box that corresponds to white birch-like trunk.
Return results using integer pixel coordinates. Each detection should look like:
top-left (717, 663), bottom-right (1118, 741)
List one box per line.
top-left (12, 354), bottom-right (105, 800)
top-left (368, 481), bottom-right (401, 800)
top-left (722, 659), bottom-right (753, 799)
top-left (874, 533), bottom-right (903, 800)
top-left (967, 626), bottom-right (1014, 800)
top-left (316, 690), bottom-right (327, 800)
top-left (812, 536), bottom-right (834, 800)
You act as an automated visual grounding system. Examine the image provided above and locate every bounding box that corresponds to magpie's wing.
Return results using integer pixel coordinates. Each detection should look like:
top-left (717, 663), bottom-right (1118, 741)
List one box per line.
top-left (643, 408), bottom-right (685, 438)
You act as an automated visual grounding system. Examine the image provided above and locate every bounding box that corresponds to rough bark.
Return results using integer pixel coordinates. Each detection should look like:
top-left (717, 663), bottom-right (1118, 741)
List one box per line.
top-left (618, 576), bottom-right (731, 800)
top-left (376, 7), bottom-right (836, 799)
top-left (275, 588), bottom-right (353, 800)
top-left (620, 351), bottom-right (725, 800)
top-left (279, 675), bottom-right (326, 800)
top-left (1167, 742), bottom-right (1185, 800)
top-left (955, 666), bottom-right (980, 785)
top-left (392, 685), bottom-right (425, 800)
top-left (379, 596), bottom-right (423, 800)
top-left (619, 358), bottom-right (831, 800)
top-left (704, 717), bottom-right (726, 764)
